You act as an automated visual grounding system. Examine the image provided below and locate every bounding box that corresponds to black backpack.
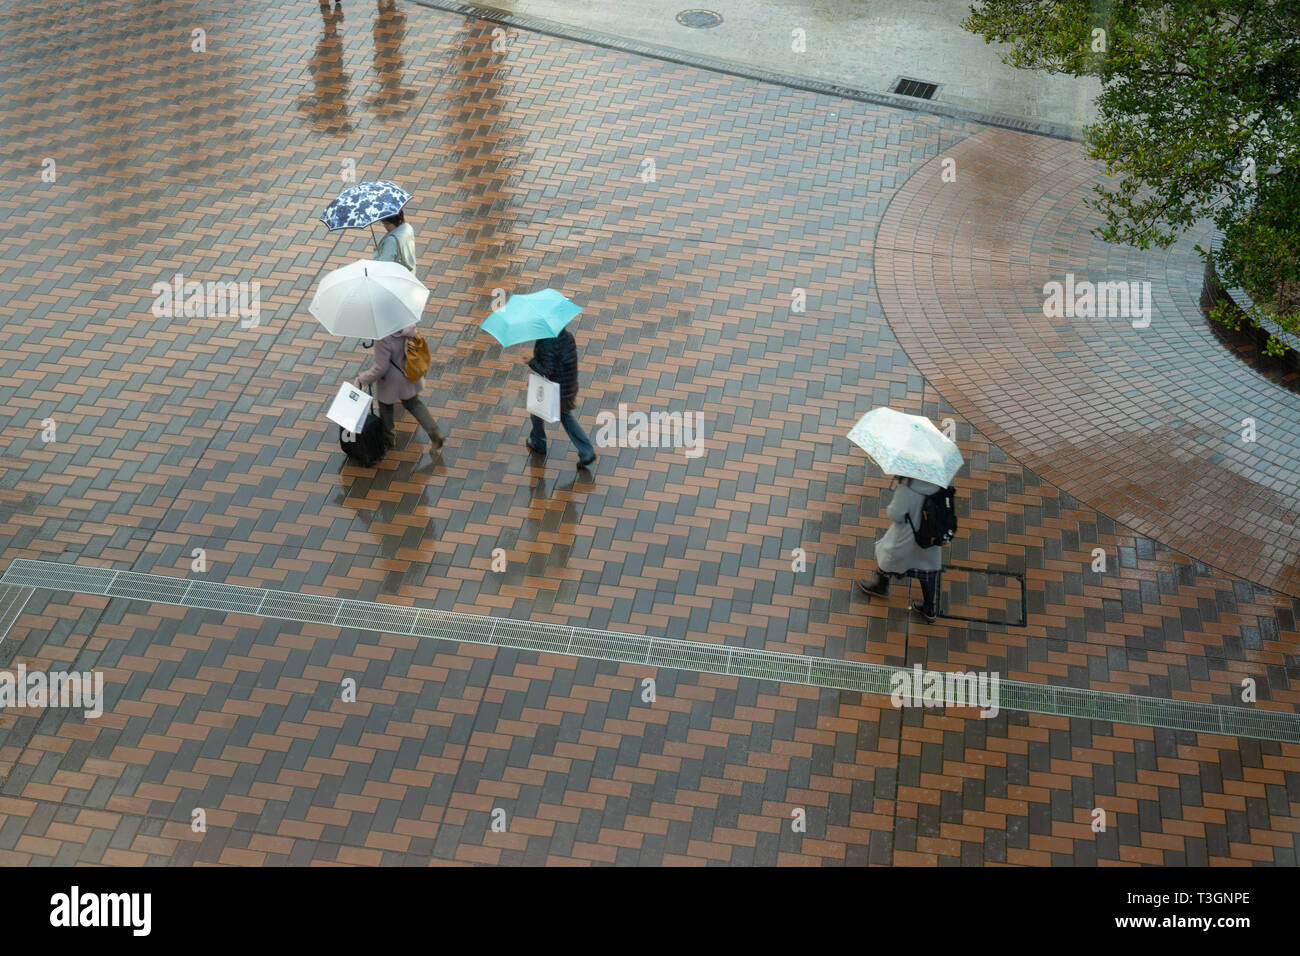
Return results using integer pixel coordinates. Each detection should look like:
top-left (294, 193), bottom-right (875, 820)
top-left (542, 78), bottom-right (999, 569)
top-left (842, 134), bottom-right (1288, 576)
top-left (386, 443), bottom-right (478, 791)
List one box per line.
top-left (905, 483), bottom-right (958, 548)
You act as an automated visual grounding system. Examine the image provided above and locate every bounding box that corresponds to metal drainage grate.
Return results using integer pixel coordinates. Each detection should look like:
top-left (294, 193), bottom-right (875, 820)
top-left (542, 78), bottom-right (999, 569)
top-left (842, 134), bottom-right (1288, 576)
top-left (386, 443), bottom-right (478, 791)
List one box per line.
top-left (676, 9), bottom-right (723, 28)
top-left (0, 584), bottom-right (35, 643)
top-left (892, 77), bottom-right (939, 100)
top-left (4, 558), bottom-right (1300, 743)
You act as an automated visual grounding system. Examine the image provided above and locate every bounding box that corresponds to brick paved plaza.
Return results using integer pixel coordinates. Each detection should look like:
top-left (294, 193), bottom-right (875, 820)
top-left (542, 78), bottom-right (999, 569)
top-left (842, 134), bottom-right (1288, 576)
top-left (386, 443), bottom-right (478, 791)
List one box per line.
top-left (0, 0), bottom-right (1298, 867)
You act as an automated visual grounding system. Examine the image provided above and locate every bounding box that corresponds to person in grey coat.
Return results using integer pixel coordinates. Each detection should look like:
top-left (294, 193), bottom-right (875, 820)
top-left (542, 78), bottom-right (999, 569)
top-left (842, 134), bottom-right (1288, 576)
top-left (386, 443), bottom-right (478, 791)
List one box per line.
top-left (357, 324), bottom-right (444, 453)
top-left (857, 475), bottom-right (943, 622)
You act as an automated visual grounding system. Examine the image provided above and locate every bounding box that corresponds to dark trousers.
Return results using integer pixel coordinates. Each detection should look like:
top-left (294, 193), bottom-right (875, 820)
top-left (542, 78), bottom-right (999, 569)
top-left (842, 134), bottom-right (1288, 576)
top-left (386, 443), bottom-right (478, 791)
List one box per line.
top-left (378, 397), bottom-right (442, 447)
top-left (887, 568), bottom-right (941, 613)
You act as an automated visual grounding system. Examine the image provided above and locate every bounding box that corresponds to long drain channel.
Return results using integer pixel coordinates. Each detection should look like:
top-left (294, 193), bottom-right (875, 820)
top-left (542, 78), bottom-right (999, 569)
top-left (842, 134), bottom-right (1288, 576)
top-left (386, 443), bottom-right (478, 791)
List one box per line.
top-left (2, 558), bottom-right (1297, 743)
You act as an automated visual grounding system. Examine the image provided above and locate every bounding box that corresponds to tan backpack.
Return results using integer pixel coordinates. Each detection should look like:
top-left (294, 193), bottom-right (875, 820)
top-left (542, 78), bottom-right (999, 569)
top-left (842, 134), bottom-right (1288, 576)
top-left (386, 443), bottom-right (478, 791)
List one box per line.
top-left (390, 333), bottom-right (431, 381)
top-left (403, 333), bottom-right (431, 381)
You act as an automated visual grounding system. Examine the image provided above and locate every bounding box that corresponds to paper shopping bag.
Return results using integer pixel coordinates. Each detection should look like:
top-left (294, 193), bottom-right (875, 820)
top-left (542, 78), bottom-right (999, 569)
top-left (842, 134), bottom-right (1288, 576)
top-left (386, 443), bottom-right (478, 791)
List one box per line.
top-left (326, 381), bottom-right (371, 433)
top-left (526, 373), bottom-right (561, 423)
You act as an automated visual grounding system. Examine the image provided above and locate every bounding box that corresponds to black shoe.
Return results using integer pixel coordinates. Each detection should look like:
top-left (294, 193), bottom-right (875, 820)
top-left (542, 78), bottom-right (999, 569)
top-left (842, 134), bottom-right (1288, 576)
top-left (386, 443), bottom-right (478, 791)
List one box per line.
top-left (856, 572), bottom-right (890, 598)
top-left (856, 579), bottom-right (887, 598)
top-left (577, 455), bottom-right (597, 469)
top-left (525, 440), bottom-right (545, 456)
top-left (909, 600), bottom-right (938, 624)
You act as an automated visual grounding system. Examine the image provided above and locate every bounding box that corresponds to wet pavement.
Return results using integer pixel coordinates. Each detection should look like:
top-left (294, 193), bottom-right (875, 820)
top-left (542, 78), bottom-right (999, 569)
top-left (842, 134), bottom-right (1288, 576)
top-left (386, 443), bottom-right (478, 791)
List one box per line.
top-left (876, 129), bottom-right (1300, 597)
top-left (0, 1), bottom-right (1297, 866)
top-left (419, 0), bottom-right (1101, 135)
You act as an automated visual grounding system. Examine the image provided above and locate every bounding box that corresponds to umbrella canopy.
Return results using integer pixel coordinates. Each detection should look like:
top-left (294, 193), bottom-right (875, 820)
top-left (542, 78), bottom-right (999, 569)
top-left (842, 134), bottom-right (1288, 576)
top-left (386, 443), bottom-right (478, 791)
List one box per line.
top-left (847, 407), bottom-right (963, 487)
top-left (480, 289), bottom-right (582, 347)
top-left (320, 181), bottom-right (412, 230)
top-left (309, 260), bottom-right (428, 340)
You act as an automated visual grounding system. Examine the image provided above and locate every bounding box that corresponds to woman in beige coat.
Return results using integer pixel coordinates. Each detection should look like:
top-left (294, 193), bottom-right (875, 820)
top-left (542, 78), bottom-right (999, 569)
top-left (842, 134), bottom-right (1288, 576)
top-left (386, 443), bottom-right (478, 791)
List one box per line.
top-left (357, 325), bottom-right (444, 453)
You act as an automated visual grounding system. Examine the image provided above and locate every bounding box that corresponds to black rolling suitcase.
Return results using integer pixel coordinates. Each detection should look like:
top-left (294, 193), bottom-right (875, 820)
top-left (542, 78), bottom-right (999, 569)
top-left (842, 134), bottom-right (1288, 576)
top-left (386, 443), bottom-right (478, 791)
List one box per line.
top-left (340, 386), bottom-right (386, 466)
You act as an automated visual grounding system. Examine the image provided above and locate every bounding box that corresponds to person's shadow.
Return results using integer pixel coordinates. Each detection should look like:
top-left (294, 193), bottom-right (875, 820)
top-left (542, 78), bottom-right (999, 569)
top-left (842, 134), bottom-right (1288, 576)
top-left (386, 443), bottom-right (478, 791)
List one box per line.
top-left (298, 2), bottom-right (355, 134)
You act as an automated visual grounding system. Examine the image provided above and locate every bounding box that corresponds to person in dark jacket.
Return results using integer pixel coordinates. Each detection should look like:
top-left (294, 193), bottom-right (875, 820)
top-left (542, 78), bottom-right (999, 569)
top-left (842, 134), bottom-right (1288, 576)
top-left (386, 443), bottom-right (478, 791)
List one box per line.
top-left (857, 474), bottom-right (944, 622)
top-left (525, 327), bottom-right (596, 468)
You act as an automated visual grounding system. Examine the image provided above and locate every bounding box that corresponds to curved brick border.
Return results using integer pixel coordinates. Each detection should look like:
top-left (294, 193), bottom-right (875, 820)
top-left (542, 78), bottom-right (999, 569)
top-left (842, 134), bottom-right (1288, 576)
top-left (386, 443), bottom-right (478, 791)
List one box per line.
top-left (1199, 247), bottom-right (1300, 373)
top-left (875, 127), bottom-right (1300, 596)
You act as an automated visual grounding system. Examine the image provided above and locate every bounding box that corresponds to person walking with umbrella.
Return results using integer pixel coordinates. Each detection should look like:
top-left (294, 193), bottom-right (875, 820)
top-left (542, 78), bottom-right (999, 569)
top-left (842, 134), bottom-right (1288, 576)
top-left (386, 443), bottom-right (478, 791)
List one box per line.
top-left (847, 407), bottom-right (961, 623)
top-left (319, 180), bottom-right (416, 263)
top-left (374, 208), bottom-right (417, 276)
top-left (525, 326), bottom-right (596, 468)
top-left (309, 259), bottom-right (444, 458)
top-left (355, 324), bottom-right (444, 453)
top-left (857, 474), bottom-right (945, 622)
top-left (480, 289), bottom-right (597, 469)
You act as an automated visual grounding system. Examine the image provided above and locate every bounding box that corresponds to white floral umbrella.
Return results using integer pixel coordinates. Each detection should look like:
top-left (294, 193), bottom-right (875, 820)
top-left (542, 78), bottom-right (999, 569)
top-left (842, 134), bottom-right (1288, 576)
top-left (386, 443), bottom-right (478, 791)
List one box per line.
top-left (847, 407), bottom-right (963, 487)
top-left (309, 259), bottom-right (427, 340)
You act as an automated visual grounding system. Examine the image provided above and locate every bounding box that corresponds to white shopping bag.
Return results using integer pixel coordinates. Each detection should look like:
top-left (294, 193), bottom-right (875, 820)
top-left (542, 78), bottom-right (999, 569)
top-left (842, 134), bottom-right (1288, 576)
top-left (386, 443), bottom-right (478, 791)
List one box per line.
top-left (326, 381), bottom-right (371, 433)
top-left (526, 372), bottom-right (561, 423)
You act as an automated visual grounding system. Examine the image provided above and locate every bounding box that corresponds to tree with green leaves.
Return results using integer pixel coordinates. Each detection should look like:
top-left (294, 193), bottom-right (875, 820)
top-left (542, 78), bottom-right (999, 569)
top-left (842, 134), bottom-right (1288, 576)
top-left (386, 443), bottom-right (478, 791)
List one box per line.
top-left (963, 0), bottom-right (1299, 355)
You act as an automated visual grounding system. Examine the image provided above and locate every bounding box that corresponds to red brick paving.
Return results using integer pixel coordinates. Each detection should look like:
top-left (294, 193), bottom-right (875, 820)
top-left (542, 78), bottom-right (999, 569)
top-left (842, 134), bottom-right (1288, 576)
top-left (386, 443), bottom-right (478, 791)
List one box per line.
top-left (0, 1), bottom-right (1297, 865)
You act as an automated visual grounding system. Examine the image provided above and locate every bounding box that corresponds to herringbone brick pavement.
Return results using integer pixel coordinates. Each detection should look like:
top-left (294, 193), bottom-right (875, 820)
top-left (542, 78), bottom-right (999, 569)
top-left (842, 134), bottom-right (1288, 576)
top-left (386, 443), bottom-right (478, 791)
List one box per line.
top-left (0, 0), bottom-right (1297, 864)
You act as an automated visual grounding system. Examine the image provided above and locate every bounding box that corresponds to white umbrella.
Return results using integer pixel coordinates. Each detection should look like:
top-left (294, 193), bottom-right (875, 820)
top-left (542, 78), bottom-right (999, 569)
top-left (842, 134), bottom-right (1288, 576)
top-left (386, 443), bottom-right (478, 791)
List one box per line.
top-left (846, 406), bottom-right (963, 487)
top-left (309, 260), bottom-right (428, 339)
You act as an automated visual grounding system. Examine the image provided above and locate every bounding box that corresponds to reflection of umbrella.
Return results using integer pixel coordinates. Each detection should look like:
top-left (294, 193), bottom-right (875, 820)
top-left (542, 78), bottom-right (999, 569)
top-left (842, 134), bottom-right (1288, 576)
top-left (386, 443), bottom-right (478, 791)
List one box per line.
top-left (309, 260), bottom-right (428, 339)
top-left (480, 289), bottom-right (582, 347)
top-left (847, 407), bottom-right (963, 487)
top-left (320, 181), bottom-right (412, 230)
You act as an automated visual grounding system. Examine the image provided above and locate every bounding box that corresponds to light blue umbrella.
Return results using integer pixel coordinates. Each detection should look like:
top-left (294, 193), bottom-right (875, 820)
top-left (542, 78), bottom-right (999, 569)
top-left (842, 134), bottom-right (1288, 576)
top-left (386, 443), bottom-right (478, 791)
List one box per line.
top-left (847, 407), bottom-right (963, 487)
top-left (481, 289), bottom-right (582, 346)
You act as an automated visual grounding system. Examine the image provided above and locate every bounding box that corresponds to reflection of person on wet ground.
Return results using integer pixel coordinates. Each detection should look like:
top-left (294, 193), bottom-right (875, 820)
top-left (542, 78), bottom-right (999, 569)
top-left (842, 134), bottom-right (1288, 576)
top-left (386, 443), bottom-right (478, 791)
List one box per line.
top-left (319, 1), bottom-right (343, 25)
top-left (371, 0), bottom-right (413, 113)
top-left (300, 1), bottom-right (353, 133)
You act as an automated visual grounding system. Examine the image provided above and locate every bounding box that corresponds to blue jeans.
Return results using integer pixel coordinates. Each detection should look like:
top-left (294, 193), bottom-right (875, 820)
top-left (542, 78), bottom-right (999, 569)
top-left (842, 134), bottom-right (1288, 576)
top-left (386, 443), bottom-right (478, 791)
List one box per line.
top-left (529, 411), bottom-right (595, 462)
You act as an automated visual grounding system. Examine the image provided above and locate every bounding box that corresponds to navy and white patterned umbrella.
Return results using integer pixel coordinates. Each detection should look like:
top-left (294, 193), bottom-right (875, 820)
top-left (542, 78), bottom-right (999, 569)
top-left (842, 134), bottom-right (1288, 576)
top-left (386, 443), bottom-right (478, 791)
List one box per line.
top-left (319, 181), bottom-right (412, 230)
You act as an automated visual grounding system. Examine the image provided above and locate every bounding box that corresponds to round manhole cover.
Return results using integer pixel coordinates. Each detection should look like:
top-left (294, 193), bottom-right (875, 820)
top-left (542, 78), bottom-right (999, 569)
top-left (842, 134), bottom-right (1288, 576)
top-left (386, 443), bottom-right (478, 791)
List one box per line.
top-left (676, 9), bottom-right (723, 28)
